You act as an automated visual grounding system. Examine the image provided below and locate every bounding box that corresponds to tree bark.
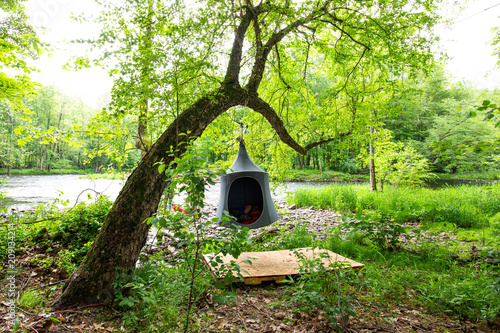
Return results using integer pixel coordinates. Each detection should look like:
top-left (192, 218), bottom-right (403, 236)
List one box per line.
top-left (369, 126), bottom-right (377, 191)
top-left (51, 89), bottom-right (240, 309)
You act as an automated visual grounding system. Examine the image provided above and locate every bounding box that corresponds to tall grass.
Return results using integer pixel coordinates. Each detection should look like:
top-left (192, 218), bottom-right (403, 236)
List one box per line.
top-left (325, 235), bottom-right (500, 322)
top-left (436, 171), bottom-right (500, 181)
top-left (287, 183), bottom-right (500, 228)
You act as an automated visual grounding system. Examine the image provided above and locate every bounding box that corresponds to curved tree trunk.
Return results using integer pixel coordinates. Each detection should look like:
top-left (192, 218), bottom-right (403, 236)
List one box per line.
top-left (51, 1), bottom-right (364, 309)
top-left (51, 90), bottom-right (240, 309)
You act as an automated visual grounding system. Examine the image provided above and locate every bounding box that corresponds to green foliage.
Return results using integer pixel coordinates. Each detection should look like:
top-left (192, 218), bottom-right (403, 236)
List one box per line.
top-left (340, 211), bottom-right (421, 251)
top-left (326, 235), bottom-right (500, 322)
top-left (0, 1), bottom-right (40, 108)
top-left (111, 258), bottom-right (199, 330)
top-left (254, 222), bottom-right (317, 252)
top-left (287, 249), bottom-right (357, 330)
top-left (288, 183), bottom-right (500, 228)
top-left (46, 196), bottom-right (111, 273)
top-left (491, 213), bottom-right (500, 236)
top-left (0, 86), bottom-right (103, 173)
top-left (429, 98), bottom-right (500, 173)
top-left (19, 288), bottom-right (43, 310)
top-left (57, 241), bottom-right (93, 274)
top-left (52, 196), bottom-right (112, 249)
top-left (362, 140), bottom-right (436, 188)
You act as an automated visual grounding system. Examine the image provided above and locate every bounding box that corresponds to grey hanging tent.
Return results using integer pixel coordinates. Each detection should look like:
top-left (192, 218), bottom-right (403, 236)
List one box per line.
top-left (216, 140), bottom-right (279, 229)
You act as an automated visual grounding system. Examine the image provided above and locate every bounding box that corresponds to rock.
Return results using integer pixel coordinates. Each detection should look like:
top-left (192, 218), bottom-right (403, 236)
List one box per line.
top-left (288, 204), bottom-right (297, 210)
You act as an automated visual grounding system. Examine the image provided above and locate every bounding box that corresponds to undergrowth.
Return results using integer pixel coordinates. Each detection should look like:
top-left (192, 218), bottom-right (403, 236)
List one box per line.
top-left (288, 183), bottom-right (500, 228)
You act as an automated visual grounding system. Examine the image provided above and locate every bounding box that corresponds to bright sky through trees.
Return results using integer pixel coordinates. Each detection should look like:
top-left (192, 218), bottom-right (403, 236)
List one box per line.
top-left (21, 0), bottom-right (500, 107)
top-left (436, 0), bottom-right (500, 90)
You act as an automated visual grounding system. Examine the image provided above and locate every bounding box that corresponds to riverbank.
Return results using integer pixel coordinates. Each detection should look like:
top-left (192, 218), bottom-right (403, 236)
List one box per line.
top-left (3, 167), bottom-right (499, 183)
top-left (0, 168), bottom-right (90, 176)
top-left (1, 201), bottom-right (498, 332)
top-left (280, 169), bottom-right (369, 182)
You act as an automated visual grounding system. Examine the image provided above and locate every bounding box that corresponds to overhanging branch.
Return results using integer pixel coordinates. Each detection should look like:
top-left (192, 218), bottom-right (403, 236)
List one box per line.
top-left (244, 90), bottom-right (355, 155)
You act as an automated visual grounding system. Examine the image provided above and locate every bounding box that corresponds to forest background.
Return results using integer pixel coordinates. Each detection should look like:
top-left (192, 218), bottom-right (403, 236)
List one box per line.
top-left (1, 1), bottom-right (500, 183)
top-left (1, 67), bottom-right (500, 182)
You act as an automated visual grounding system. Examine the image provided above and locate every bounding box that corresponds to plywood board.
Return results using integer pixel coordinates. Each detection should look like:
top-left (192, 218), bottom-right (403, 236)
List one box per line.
top-left (203, 247), bottom-right (364, 285)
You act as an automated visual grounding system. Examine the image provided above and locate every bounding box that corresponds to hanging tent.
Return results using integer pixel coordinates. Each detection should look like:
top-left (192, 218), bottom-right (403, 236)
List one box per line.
top-left (216, 140), bottom-right (279, 229)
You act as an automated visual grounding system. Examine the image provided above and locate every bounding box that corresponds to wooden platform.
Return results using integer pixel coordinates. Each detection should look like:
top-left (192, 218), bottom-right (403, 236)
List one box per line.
top-left (203, 247), bottom-right (364, 285)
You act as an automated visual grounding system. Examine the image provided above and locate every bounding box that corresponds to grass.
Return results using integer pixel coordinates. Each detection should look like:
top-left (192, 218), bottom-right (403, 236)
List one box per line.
top-left (3, 182), bottom-right (500, 331)
top-left (287, 183), bottom-right (500, 229)
top-left (324, 232), bottom-right (500, 321)
top-left (281, 169), bottom-right (368, 182)
top-left (435, 171), bottom-right (500, 181)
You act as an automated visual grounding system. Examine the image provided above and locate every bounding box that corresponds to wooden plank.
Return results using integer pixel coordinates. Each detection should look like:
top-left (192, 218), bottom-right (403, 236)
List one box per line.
top-left (203, 247), bottom-right (364, 285)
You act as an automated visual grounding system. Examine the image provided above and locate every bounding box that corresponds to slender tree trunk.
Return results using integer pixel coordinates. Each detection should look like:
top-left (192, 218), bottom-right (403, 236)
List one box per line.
top-left (39, 146), bottom-right (43, 172)
top-left (135, 0), bottom-right (153, 158)
top-left (7, 113), bottom-right (13, 176)
top-left (46, 145), bottom-right (51, 172)
top-left (369, 126), bottom-right (377, 191)
top-left (317, 145), bottom-right (322, 173)
top-left (95, 154), bottom-right (100, 173)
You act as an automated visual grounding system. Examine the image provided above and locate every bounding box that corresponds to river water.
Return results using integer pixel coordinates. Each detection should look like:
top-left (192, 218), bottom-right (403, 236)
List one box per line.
top-left (2, 175), bottom-right (494, 211)
top-left (0, 174), bottom-right (332, 211)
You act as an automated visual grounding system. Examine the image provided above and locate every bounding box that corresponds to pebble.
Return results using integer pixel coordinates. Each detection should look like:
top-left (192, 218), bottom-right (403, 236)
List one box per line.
top-left (142, 202), bottom-right (464, 258)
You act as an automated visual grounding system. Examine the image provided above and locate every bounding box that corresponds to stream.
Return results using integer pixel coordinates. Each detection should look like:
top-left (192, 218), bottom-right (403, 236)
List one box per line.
top-left (0, 174), bottom-right (332, 211)
top-left (1, 174), bottom-right (495, 211)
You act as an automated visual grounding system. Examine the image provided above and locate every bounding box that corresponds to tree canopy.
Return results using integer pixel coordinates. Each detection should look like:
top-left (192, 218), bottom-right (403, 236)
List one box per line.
top-left (0, 0), bottom-right (40, 108)
top-left (52, 0), bottom-right (446, 308)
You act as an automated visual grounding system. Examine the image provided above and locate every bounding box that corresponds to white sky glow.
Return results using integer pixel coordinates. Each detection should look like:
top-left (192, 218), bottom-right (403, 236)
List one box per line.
top-left (23, 0), bottom-right (500, 108)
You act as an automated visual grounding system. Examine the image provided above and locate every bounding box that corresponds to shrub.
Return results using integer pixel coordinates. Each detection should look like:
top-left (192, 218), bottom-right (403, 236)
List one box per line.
top-left (490, 213), bottom-right (500, 236)
top-left (52, 195), bottom-right (112, 249)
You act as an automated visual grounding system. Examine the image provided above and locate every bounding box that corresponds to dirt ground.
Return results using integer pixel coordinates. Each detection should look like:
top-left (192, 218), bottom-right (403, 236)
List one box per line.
top-left (0, 264), bottom-right (494, 333)
top-left (1, 204), bottom-right (499, 332)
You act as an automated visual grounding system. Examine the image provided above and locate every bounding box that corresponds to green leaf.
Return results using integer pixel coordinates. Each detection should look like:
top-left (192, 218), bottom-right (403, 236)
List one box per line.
top-left (463, 111), bottom-right (471, 121)
top-left (158, 163), bottom-right (166, 174)
top-left (158, 217), bottom-right (167, 228)
top-left (484, 113), bottom-right (495, 121)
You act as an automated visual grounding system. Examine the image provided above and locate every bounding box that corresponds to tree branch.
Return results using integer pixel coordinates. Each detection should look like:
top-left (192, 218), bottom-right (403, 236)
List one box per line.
top-left (223, 7), bottom-right (254, 86)
top-left (244, 89), bottom-right (355, 155)
top-left (245, 1), bottom-right (335, 92)
top-left (273, 45), bottom-right (291, 89)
